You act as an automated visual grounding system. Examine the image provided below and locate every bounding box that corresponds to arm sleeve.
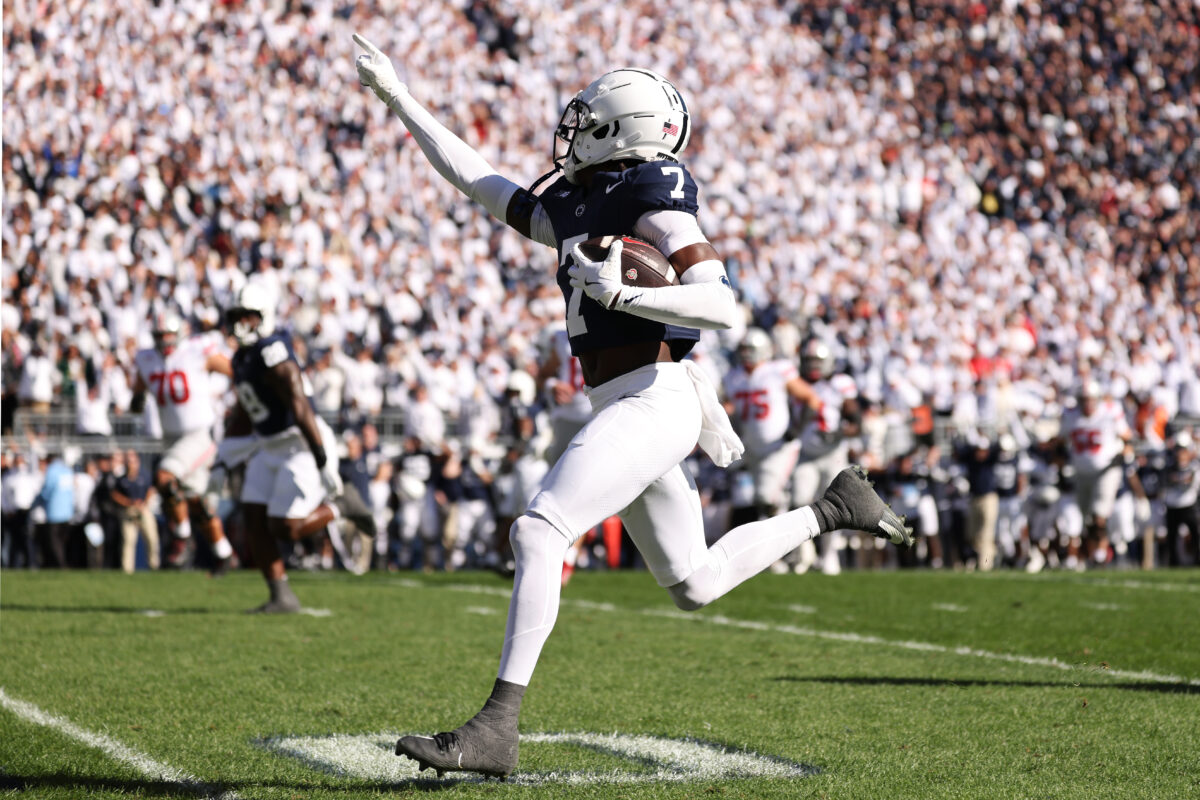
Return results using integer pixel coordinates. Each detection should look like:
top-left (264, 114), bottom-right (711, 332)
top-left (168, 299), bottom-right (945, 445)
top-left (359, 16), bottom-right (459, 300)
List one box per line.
top-left (386, 90), bottom-right (521, 223)
top-left (615, 259), bottom-right (739, 330)
top-left (633, 209), bottom-right (709, 257)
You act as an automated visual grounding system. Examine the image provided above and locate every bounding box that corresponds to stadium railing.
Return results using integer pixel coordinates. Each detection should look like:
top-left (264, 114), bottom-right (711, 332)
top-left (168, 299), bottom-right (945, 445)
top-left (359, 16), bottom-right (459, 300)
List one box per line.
top-left (9, 408), bottom-right (1198, 461)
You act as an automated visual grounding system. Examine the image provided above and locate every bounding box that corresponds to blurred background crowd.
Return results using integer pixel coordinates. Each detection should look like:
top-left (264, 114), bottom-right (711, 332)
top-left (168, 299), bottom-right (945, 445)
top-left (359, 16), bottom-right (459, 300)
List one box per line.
top-left (3, 0), bottom-right (1198, 574)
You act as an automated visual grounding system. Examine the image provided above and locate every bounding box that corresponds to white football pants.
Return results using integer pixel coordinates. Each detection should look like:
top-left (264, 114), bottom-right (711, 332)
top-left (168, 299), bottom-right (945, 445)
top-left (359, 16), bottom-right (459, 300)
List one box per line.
top-left (498, 362), bottom-right (820, 686)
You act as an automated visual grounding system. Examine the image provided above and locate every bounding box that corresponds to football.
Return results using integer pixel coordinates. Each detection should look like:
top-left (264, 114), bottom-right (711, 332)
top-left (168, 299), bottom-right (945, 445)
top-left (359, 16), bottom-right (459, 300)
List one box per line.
top-left (578, 235), bottom-right (676, 288)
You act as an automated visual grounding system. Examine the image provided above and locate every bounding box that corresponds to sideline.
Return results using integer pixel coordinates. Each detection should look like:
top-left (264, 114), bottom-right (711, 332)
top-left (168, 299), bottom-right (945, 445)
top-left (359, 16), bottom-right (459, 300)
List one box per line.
top-left (0, 688), bottom-right (239, 800)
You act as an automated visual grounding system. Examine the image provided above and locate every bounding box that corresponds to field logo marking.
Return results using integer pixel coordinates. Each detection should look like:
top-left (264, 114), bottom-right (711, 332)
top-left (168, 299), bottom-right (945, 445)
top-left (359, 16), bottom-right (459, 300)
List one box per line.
top-left (258, 731), bottom-right (816, 785)
top-left (0, 687), bottom-right (239, 800)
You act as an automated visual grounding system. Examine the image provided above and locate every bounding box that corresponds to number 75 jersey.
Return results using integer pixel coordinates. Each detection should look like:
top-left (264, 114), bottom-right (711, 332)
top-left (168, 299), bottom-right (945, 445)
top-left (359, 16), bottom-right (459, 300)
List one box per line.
top-left (133, 337), bottom-right (220, 438)
top-left (723, 359), bottom-right (798, 458)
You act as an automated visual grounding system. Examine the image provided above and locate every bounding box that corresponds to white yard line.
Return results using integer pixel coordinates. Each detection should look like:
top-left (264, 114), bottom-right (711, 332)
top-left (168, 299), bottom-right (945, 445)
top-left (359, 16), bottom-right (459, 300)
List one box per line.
top-left (642, 608), bottom-right (1200, 687)
top-left (0, 688), bottom-right (239, 800)
top-left (975, 572), bottom-right (1200, 593)
top-left (401, 580), bottom-right (1200, 687)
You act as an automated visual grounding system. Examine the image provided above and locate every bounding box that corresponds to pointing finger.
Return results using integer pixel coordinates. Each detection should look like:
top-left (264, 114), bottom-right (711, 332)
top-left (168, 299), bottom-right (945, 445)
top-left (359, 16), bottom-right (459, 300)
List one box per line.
top-left (352, 33), bottom-right (382, 57)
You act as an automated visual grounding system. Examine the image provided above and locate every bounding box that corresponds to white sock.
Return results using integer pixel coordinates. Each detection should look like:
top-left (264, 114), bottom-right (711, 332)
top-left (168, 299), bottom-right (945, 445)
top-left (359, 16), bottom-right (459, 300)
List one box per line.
top-left (497, 514), bottom-right (571, 686)
top-left (176, 519), bottom-right (192, 539)
top-left (212, 536), bottom-right (233, 559)
top-left (669, 506), bottom-right (820, 610)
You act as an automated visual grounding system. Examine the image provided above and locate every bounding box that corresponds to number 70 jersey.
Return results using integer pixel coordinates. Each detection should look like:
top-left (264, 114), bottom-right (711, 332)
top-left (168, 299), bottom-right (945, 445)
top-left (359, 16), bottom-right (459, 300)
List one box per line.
top-left (133, 337), bottom-right (220, 438)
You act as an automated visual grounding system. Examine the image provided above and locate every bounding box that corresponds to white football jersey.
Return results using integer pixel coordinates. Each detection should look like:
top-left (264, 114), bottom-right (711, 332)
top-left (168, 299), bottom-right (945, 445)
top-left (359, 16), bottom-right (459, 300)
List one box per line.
top-left (547, 329), bottom-right (590, 424)
top-left (134, 337), bottom-right (219, 437)
top-left (724, 360), bottom-right (797, 457)
top-left (798, 373), bottom-right (858, 456)
top-left (1062, 400), bottom-right (1130, 473)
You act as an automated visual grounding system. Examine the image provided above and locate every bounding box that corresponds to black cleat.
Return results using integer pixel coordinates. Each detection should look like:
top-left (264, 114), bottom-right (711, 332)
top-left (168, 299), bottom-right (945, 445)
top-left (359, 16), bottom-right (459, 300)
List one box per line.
top-left (164, 536), bottom-right (195, 568)
top-left (396, 720), bottom-right (519, 779)
top-left (334, 484), bottom-right (377, 537)
top-left (246, 578), bottom-right (302, 614)
top-left (208, 551), bottom-right (239, 579)
top-left (245, 596), bottom-right (302, 614)
top-left (819, 466), bottom-right (914, 546)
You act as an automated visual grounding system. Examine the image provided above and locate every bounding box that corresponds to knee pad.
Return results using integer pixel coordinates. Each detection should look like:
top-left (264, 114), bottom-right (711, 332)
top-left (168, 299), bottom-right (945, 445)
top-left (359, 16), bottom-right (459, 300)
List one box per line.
top-left (666, 576), bottom-right (709, 612)
top-left (509, 514), bottom-right (570, 566)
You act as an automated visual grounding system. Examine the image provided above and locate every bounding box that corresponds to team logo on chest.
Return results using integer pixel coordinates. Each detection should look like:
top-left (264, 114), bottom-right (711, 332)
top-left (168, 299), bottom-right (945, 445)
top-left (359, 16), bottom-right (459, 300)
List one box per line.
top-left (575, 204), bottom-right (586, 217)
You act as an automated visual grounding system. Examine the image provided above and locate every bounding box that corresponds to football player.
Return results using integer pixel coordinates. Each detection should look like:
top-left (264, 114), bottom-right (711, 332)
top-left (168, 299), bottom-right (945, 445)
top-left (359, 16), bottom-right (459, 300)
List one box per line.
top-left (131, 311), bottom-right (237, 575)
top-left (1059, 379), bottom-right (1133, 566)
top-left (722, 328), bottom-right (813, 528)
top-left (992, 433), bottom-right (1031, 567)
top-left (355, 39), bottom-right (911, 779)
top-left (789, 337), bottom-right (862, 574)
top-left (207, 284), bottom-right (375, 613)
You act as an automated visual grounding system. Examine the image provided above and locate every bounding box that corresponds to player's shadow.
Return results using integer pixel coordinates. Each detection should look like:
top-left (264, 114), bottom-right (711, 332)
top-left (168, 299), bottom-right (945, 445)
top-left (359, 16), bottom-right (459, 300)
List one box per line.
top-left (1, 603), bottom-right (230, 615)
top-left (0, 772), bottom-right (461, 796)
top-left (775, 675), bottom-right (1198, 695)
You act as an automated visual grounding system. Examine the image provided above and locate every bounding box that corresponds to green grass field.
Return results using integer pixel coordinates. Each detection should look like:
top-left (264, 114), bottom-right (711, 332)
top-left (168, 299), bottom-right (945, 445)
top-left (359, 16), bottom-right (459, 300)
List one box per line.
top-left (2, 568), bottom-right (1198, 799)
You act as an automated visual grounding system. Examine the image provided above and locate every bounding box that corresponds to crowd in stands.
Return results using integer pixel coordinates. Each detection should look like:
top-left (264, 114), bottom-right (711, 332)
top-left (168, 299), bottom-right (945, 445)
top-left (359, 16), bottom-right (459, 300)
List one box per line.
top-left (3, 0), bottom-right (1198, 572)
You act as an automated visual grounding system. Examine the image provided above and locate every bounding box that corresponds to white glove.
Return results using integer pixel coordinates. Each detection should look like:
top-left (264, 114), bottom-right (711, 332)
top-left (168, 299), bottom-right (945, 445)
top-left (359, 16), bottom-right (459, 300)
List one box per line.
top-left (568, 239), bottom-right (624, 309)
top-left (1135, 497), bottom-right (1152, 525)
top-left (202, 464), bottom-right (227, 518)
top-left (353, 34), bottom-right (407, 109)
top-left (320, 460), bottom-right (344, 498)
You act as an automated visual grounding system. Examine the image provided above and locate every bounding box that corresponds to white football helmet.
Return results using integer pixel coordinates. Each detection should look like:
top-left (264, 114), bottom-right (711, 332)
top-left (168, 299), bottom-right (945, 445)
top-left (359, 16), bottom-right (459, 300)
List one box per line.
top-left (1079, 378), bottom-right (1103, 400)
top-left (800, 338), bottom-right (834, 381)
top-left (737, 328), bottom-right (773, 369)
top-left (152, 310), bottom-right (183, 355)
top-left (554, 68), bottom-right (690, 184)
top-left (227, 283), bottom-right (276, 346)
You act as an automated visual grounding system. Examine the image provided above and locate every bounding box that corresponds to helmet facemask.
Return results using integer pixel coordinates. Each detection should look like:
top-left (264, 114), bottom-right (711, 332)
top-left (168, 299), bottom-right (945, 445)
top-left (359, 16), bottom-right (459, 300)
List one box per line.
top-left (152, 312), bottom-right (182, 355)
top-left (801, 340), bottom-right (834, 381)
top-left (738, 329), bottom-right (773, 369)
top-left (227, 284), bottom-right (276, 347)
top-left (227, 309), bottom-right (265, 347)
top-left (154, 331), bottom-right (179, 355)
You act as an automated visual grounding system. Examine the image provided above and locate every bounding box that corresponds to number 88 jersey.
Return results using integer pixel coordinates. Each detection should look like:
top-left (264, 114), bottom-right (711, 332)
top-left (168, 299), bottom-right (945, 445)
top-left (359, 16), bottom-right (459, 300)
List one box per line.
top-left (231, 332), bottom-right (308, 437)
top-left (134, 338), bottom-right (217, 438)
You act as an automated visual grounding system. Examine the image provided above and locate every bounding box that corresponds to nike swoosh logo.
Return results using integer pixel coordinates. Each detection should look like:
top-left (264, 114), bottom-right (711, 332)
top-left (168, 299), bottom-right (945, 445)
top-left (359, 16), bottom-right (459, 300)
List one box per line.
top-left (605, 179), bottom-right (625, 194)
top-left (622, 294), bottom-right (642, 304)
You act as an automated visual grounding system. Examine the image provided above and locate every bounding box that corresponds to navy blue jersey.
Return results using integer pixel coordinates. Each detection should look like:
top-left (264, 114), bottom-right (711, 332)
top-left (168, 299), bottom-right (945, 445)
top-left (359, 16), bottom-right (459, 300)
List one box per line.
top-left (539, 161), bottom-right (702, 358)
top-left (994, 451), bottom-right (1022, 497)
top-left (231, 333), bottom-right (306, 436)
